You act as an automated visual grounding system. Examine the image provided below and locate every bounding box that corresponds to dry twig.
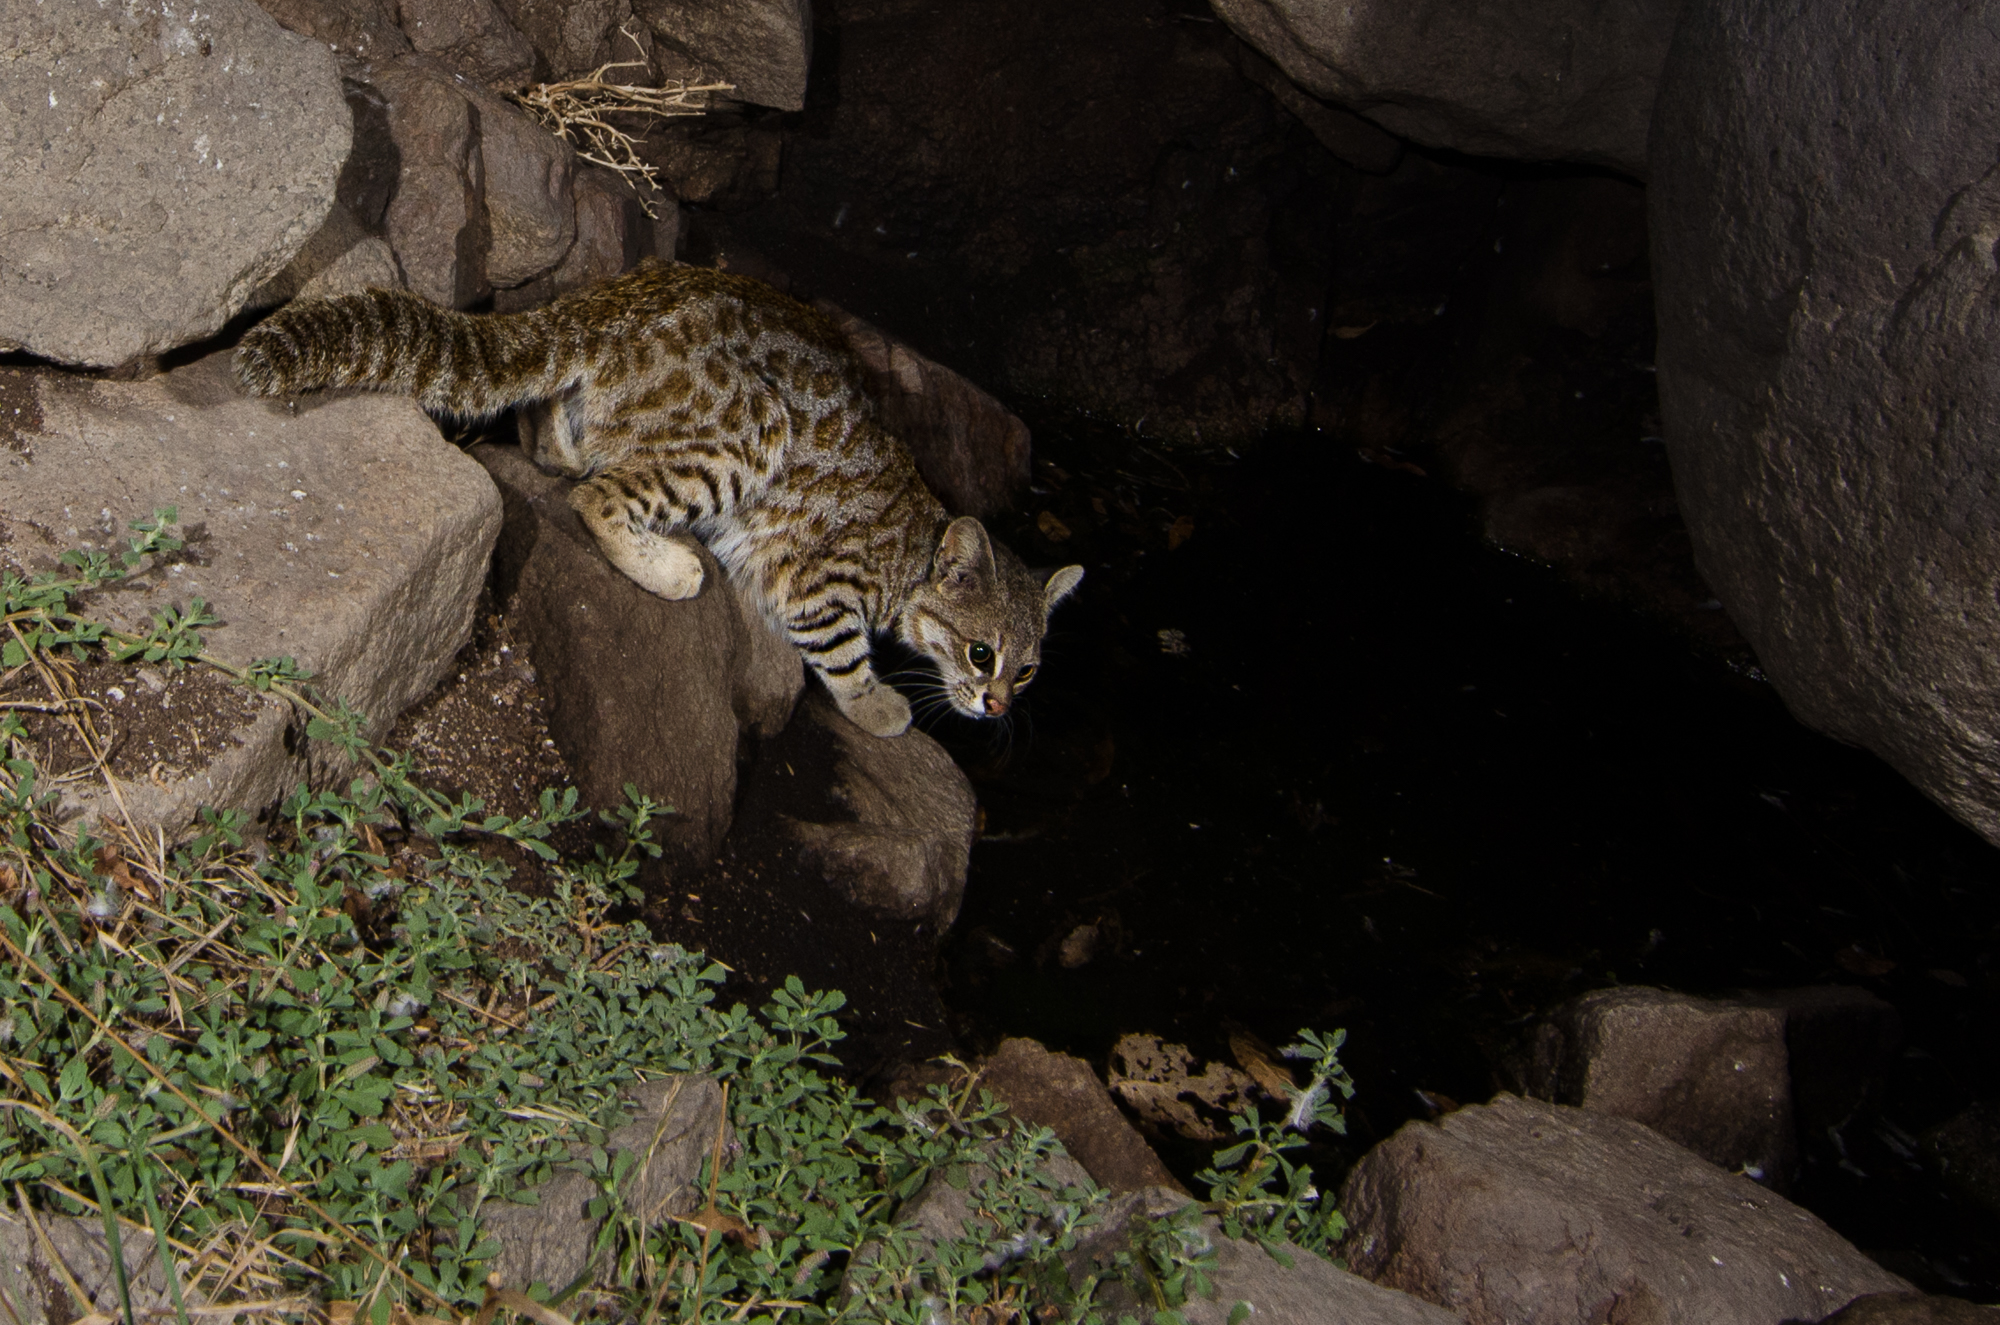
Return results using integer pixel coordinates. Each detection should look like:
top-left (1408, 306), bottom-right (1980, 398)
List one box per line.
top-left (507, 30), bottom-right (731, 219)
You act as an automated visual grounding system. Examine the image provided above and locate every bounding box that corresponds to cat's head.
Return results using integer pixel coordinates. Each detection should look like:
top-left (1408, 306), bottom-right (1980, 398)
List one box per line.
top-left (898, 517), bottom-right (1083, 721)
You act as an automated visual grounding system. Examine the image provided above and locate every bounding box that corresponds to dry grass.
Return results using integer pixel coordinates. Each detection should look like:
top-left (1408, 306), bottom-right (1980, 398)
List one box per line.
top-left (508, 31), bottom-right (732, 219)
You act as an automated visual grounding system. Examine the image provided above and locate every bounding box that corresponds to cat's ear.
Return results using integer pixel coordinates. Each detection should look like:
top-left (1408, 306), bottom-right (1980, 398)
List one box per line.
top-left (936, 517), bottom-right (996, 596)
top-left (1044, 564), bottom-right (1084, 612)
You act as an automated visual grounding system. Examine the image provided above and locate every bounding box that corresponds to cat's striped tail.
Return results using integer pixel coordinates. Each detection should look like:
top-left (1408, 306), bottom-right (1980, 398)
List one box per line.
top-left (234, 288), bottom-right (573, 417)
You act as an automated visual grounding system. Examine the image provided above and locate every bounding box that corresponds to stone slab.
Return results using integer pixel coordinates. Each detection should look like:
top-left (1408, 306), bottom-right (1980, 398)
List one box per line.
top-left (1341, 1093), bottom-right (1912, 1325)
top-left (0, 0), bottom-right (350, 366)
top-left (0, 353), bottom-right (499, 835)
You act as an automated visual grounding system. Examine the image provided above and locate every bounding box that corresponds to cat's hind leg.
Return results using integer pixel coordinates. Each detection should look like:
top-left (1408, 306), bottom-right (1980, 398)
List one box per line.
top-left (571, 472), bottom-right (707, 599)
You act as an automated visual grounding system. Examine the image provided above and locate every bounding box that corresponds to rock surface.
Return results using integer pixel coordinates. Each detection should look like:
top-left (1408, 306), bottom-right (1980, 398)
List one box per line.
top-left (252, 0), bottom-right (412, 68)
top-left (1340, 1093), bottom-right (1912, 1325)
top-left (365, 57), bottom-right (490, 308)
top-left (634, 0), bottom-right (813, 111)
top-left (1650, 0), bottom-right (2000, 845)
top-left (1074, 1188), bottom-right (1467, 1325)
top-left (0, 1209), bottom-right (205, 1325)
top-left (476, 81), bottom-right (580, 289)
top-left (1230, 44), bottom-right (1403, 175)
top-left (1, 0), bottom-right (350, 366)
top-left (1819, 1294), bottom-right (2000, 1324)
top-left (1208, 0), bottom-right (1681, 177)
top-left (482, 1076), bottom-right (725, 1292)
top-left (396, 0), bottom-right (537, 84)
top-left (494, 0), bottom-right (655, 81)
top-left (474, 442), bottom-right (803, 868)
top-left (0, 353), bottom-right (498, 836)
top-left (818, 303), bottom-right (1032, 521)
top-left (251, 202), bottom-right (406, 307)
top-left (976, 1038), bottom-right (1185, 1194)
top-left (1740, 985), bottom-right (1903, 1144)
top-left (1527, 985), bottom-right (1795, 1184)
top-left (782, 694), bottom-right (978, 929)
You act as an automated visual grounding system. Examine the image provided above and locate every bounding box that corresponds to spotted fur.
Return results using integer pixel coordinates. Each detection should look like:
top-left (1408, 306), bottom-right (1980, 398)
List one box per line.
top-left (235, 260), bottom-right (1082, 737)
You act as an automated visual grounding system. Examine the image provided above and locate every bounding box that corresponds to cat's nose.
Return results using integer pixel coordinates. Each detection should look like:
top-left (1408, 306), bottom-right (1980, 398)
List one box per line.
top-left (983, 693), bottom-right (1008, 716)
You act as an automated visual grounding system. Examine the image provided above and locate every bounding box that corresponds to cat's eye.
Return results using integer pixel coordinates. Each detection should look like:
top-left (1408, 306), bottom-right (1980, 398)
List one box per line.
top-left (1015, 663), bottom-right (1037, 687)
top-left (967, 641), bottom-right (995, 670)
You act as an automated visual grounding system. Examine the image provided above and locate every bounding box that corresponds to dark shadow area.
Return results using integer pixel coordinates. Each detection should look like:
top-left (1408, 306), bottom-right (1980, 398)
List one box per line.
top-left (932, 410), bottom-right (2000, 1296)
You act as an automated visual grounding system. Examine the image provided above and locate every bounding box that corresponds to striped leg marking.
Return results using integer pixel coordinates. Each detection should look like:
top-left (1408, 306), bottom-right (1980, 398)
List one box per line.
top-left (788, 603), bottom-right (910, 737)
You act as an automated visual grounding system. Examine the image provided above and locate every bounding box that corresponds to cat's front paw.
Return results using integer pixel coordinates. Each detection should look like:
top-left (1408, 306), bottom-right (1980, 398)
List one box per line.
top-left (634, 540), bottom-right (706, 600)
top-left (841, 686), bottom-right (911, 738)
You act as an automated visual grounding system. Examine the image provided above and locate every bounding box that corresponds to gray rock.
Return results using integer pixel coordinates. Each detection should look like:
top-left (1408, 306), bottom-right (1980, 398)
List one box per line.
top-left (818, 303), bottom-right (1033, 522)
top-left (492, 164), bottom-right (643, 313)
top-left (397, 0), bottom-right (537, 84)
top-left (1208, 0), bottom-right (1681, 177)
top-left (494, 0), bottom-right (655, 82)
top-left (785, 693), bottom-right (977, 928)
top-left (634, 0), bottom-right (813, 111)
top-left (1073, 1188), bottom-right (1466, 1325)
top-left (470, 82), bottom-right (579, 290)
top-left (351, 56), bottom-right (578, 303)
top-left (0, 0), bottom-right (350, 367)
top-left (0, 352), bottom-right (499, 836)
top-left (1740, 986), bottom-right (1902, 1144)
top-left (976, 1038), bottom-right (1185, 1195)
top-left (0, 1206), bottom-right (207, 1325)
top-left (1650, 0), bottom-right (2000, 846)
top-left (643, 124), bottom-right (786, 207)
top-left (482, 1076), bottom-right (726, 1293)
top-left (1231, 45), bottom-right (1403, 175)
top-left (1818, 1293), bottom-right (2000, 1324)
top-left (252, 0), bottom-right (412, 68)
top-left (251, 201), bottom-right (405, 307)
top-left (473, 442), bottom-right (803, 868)
top-left (366, 57), bottom-right (490, 308)
top-left (560, 167), bottom-right (650, 291)
top-left (1340, 1094), bottom-right (1912, 1325)
top-left (1527, 985), bottom-right (1796, 1186)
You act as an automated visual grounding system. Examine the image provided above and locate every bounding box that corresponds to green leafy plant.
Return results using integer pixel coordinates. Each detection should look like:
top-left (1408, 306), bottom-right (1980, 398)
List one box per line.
top-left (1196, 1030), bottom-right (1354, 1261)
top-left (0, 511), bottom-right (1355, 1325)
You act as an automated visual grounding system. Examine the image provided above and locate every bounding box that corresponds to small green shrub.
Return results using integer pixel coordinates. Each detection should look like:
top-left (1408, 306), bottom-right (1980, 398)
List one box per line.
top-left (0, 512), bottom-right (1352, 1325)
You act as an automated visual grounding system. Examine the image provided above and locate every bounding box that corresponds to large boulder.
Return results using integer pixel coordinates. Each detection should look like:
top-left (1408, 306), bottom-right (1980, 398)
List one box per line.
top-left (1208, 0), bottom-right (1682, 177)
top-left (0, 353), bottom-right (499, 836)
top-left (353, 56), bottom-right (580, 309)
top-left (1071, 1188), bottom-right (1468, 1325)
top-left (1650, 1), bottom-right (2000, 845)
top-left (481, 1076), bottom-right (726, 1291)
top-left (1820, 1295), bottom-right (2000, 1325)
top-left (632, 0), bottom-right (812, 111)
top-left (776, 693), bottom-right (977, 929)
top-left (1341, 1094), bottom-right (1912, 1325)
top-left (1527, 986), bottom-right (1796, 1185)
top-left (473, 442), bottom-right (803, 869)
top-left (974, 1038), bottom-right (1185, 1195)
top-left (0, 0), bottom-right (350, 367)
